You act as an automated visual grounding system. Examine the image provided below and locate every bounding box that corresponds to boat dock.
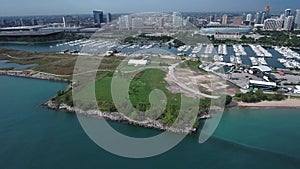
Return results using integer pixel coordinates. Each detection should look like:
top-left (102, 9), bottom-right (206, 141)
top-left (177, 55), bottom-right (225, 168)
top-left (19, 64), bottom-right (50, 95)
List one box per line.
top-left (233, 45), bottom-right (247, 56)
top-left (249, 44), bottom-right (272, 57)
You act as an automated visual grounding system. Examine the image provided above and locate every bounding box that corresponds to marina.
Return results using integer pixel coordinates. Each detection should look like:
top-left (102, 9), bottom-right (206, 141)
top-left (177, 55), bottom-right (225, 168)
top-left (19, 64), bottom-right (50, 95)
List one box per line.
top-left (178, 45), bottom-right (191, 52)
top-left (274, 46), bottom-right (300, 60)
top-left (274, 46), bottom-right (300, 69)
top-left (191, 45), bottom-right (203, 54)
top-left (232, 44), bottom-right (247, 56)
top-left (204, 44), bottom-right (214, 54)
top-left (218, 44), bottom-right (227, 55)
top-left (249, 44), bottom-right (272, 57)
top-left (214, 55), bottom-right (224, 62)
top-left (1, 42), bottom-right (300, 70)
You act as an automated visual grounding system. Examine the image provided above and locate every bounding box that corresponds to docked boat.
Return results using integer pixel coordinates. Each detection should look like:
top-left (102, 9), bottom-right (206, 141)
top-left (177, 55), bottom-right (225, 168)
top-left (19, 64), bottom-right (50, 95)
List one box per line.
top-left (258, 57), bottom-right (268, 65)
top-left (249, 57), bottom-right (259, 66)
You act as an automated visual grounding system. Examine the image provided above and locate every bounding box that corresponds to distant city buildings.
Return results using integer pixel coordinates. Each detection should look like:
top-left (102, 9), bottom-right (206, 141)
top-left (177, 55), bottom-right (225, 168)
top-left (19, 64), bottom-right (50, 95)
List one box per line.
top-left (117, 13), bottom-right (184, 30)
top-left (261, 8), bottom-right (298, 31)
top-left (131, 17), bottom-right (144, 29)
top-left (62, 16), bottom-right (72, 27)
top-left (62, 16), bottom-right (80, 28)
top-left (0, 6), bottom-right (298, 34)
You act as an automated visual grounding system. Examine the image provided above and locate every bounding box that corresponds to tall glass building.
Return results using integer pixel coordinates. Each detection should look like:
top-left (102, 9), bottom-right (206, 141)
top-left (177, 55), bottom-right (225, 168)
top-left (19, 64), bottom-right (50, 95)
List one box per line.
top-left (172, 12), bottom-right (183, 29)
top-left (295, 9), bottom-right (300, 30)
top-left (93, 10), bottom-right (104, 26)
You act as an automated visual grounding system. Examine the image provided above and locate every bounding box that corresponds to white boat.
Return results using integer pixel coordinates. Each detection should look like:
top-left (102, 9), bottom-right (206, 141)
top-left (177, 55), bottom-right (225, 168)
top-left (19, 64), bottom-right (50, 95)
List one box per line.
top-left (235, 56), bottom-right (242, 64)
top-left (258, 57), bottom-right (268, 65)
top-left (214, 55), bottom-right (224, 62)
top-left (218, 44), bottom-right (227, 55)
top-left (278, 58), bottom-right (287, 63)
top-left (274, 46), bottom-right (300, 60)
top-left (204, 45), bottom-right (214, 54)
top-left (249, 57), bottom-right (259, 66)
top-left (230, 55), bottom-right (235, 63)
top-left (233, 44), bottom-right (246, 56)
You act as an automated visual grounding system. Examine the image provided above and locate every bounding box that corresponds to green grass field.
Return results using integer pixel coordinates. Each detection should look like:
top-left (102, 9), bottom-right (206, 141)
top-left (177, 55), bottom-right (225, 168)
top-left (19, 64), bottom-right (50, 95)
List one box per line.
top-left (0, 48), bottom-right (211, 128)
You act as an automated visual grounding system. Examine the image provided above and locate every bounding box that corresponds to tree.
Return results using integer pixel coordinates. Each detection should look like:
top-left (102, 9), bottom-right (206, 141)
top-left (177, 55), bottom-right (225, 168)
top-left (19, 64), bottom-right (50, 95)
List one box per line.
top-left (225, 95), bottom-right (233, 105)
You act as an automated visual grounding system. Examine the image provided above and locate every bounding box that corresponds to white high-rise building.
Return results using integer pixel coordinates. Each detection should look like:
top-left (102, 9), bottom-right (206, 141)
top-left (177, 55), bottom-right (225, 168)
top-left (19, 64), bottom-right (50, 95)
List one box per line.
top-left (222, 14), bottom-right (228, 24)
top-left (283, 16), bottom-right (294, 30)
top-left (246, 14), bottom-right (252, 21)
top-left (62, 16), bottom-right (73, 28)
top-left (172, 12), bottom-right (183, 29)
top-left (118, 15), bottom-right (131, 30)
top-left (285, 9), bottom-right (291, 17)
top-left (294, 9), bottom-right (300, 30)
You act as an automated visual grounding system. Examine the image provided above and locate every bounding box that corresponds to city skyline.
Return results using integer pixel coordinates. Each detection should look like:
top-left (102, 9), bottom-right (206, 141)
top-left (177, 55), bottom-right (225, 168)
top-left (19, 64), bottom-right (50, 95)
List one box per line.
top-left (0, 0), bottom-right (299, 16)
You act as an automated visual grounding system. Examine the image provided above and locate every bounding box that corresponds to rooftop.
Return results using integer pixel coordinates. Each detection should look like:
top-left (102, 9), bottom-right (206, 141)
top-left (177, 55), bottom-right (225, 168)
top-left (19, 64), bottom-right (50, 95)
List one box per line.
top-left (0, 26), bottom-right (47, 31)
top-left (251, 65), bottom-right (272, 72)
top-left (0, 30), bottom-right (63, 37)
top-left (249, 80), bottom-right (277, 87)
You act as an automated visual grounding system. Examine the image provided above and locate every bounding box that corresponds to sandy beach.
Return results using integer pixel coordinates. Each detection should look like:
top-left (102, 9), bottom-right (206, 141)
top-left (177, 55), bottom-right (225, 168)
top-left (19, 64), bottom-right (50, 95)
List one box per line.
top-left (237, 98), bottom-right (300, 108)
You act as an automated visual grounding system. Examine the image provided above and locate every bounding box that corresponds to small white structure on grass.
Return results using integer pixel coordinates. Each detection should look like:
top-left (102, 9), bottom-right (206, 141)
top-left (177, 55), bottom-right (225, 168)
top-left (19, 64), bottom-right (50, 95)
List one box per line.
top-left (128, 59), bottom-right (148, 66)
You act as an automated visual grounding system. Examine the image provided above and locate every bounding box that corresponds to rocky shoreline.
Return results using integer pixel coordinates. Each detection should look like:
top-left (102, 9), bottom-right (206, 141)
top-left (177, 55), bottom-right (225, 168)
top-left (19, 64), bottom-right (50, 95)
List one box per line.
top-left (1, 70), bottom-right (208, 135)
top-left (0, 70), bottom-right (70, 82)
top-left (43, 100), bottom-right (198, 135)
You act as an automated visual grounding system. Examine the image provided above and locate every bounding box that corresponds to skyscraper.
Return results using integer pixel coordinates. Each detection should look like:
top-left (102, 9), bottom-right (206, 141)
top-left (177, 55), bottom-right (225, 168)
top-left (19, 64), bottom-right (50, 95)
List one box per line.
top-left (214, 14), bottom-right (218, 22)
top-left (265, 6), bottom-right (270, 18)
top-left (255, 12), bottom-right (262, 24)
top-left (285, 9), bottom-right (291, 17)
top-left (246, 14), bottom-right (252, 21)
top-left (222, 14), bottom-right (228, 25)
top-left (261, 12), bottom-right (266, 24)
top-left (172, 12), bottom-right (183, 29)
top-left (118, 15), bottom-right (131, 30)
top-left (294, 9), bottom-right (300, 30)
top-left (283, 16), bottom-right (294, 30)
top-left (93, 10), bottom-right (104, 26)
top-left (62, 16), bottom-right (73, 27)
top-left (106, 13), bottom-right (112, 23)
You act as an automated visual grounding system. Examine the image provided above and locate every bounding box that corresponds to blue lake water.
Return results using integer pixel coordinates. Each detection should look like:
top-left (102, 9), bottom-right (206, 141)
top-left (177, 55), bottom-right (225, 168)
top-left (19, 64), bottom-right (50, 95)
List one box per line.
top-left (1, 75), bottom-right (300, 169)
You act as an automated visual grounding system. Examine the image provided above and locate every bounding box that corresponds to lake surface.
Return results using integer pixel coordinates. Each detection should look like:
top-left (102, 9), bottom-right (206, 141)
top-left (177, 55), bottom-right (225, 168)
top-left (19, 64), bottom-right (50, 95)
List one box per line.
top-left (1, 75), bottom-right (300, 169)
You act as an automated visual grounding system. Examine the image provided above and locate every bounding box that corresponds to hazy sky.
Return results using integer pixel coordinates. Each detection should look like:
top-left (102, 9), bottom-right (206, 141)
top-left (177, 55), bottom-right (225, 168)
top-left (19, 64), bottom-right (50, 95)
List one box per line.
top-left (0, 0), bottom-right (299, 16)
